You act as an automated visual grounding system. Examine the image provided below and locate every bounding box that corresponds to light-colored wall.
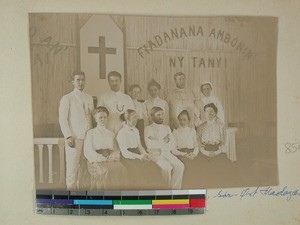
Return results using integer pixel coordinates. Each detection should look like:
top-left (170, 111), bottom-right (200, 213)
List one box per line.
top-left (30, 14), bottom-right (277, 138)
top-left (125, 16), bottom-right (277, 137)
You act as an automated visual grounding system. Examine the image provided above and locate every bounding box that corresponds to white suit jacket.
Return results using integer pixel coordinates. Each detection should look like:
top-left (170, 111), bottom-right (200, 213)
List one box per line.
top-left (59, 89), bottom-right (94, 139)
top-left (144, 123), bottom-right (176, 152)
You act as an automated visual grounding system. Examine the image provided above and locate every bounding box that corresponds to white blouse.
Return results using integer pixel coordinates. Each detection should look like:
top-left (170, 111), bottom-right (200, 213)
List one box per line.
top-left (84, 125), bottom-right (115, 163)
top-left (199, 119), bottom-right (225, 145)
top-left (173, 127), bottom-right (199, 155)
top-left (133, 100), bottom-right (148, 120)
top-left (116, 124), bottom-right (142, 160)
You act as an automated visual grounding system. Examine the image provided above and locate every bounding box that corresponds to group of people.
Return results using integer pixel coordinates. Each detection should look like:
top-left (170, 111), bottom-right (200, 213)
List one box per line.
top-left (59, 70), bottom-right (226, 190)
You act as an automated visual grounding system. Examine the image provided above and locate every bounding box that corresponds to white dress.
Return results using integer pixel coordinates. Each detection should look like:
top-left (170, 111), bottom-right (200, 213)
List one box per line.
top-left (116, 124), bottom-right (143, 160)
top-left (197, 119), bottom-right (226, 157)
top-left (173, 127), bottom-right (199, 156)
top-left (133, 100), bottom-right (148, 121)
top-left (84, 125), bottom-right (128, 190)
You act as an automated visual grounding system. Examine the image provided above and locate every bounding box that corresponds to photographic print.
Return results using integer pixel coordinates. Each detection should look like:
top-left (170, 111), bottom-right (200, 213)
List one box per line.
top-left (30, 13), bottom-right (278, 190)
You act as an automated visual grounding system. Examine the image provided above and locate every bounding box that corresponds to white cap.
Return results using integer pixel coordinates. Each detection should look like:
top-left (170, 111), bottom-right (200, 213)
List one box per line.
top-left (200, 81), bottom-right (213, 92)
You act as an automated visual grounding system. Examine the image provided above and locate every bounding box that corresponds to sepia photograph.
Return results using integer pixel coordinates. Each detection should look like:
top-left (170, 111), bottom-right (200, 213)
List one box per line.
top-left (30, 13), bottom-right (278, 190)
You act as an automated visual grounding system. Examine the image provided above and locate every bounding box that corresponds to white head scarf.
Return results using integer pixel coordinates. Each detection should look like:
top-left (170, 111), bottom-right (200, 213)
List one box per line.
top-left (200, 81), bottom-right (213, 92)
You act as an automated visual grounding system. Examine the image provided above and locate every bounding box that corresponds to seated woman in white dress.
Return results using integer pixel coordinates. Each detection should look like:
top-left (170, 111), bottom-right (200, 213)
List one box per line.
top-left (117, 109), bottom-right (148, 161)
top-left (144, 79), bottom-right (169, 125)
top-left (195, 81), bottom-right (225, 124)
top-left (84, 106), bottom-right (128, 190)
top-left (197, 103), bottom-right (226, 158)
top-left (116, 109), bottom-right (153, 188)
top-left (173, 110), bottom-right (199, 161)
top-left (128, 84), bottom-right (148, 148)
top-left (172, 110), bottom-right (199, 187)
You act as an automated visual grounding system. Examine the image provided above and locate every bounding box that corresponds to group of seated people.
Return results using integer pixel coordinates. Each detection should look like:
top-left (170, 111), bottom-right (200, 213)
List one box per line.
top-left (59, 70), bottom-right (226, 190)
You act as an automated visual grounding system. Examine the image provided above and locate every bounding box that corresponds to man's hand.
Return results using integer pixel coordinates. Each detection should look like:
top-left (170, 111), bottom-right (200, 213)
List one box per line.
top-left (66, 136), bottom-right (75, 148)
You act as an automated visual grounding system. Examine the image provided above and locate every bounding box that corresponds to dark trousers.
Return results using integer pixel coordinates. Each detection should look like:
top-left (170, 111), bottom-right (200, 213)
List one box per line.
top-left (121, 148), bottom-right (166, 189)
top-left (177, 148), bottom-right (198, 188)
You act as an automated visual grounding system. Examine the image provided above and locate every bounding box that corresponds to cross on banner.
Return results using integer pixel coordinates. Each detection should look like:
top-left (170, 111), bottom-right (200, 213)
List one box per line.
top-left (88, 36), bottom-right (116, 79)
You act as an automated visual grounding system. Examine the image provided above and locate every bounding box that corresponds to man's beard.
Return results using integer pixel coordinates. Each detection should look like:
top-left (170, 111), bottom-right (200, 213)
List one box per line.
top-left (176, 84), bottom-right (185, 89)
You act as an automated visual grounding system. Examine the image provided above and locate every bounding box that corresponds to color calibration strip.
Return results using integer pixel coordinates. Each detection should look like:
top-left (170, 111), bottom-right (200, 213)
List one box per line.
top-left (36, 189), bottom-right (206, 216)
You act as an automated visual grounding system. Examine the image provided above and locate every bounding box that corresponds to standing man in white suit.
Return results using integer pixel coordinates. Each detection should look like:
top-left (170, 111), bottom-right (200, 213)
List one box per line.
top-left (98, 71), bottom-right (135, 133)
top-left (59, 71), bottom-right (94, 190)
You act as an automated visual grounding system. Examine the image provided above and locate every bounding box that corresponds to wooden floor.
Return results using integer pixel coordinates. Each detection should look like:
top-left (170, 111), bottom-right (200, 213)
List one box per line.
top-left (35, 137), bottom-right (278, 190)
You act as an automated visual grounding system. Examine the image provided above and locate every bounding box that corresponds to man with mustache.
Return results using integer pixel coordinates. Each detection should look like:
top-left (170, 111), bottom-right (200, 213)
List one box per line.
top-left (98, 71), bottom-right (135, 133)
top-left (59, 71), bottom-right (94, 190)
top-left (167, 72), bottom-right (199, 129)
top-left (144, 107), bottom-right (185, 189)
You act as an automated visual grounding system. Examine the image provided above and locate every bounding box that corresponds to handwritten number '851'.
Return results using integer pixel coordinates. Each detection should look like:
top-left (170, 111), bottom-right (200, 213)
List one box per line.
top-left (285, 143), bottom-right (299, 154)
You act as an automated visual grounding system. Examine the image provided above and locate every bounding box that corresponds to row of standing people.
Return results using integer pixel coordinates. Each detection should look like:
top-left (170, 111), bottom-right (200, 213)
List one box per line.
top-left (99, 71), bottom-right (224, 134)
top-left (59, 70), bottom-right (226, 190)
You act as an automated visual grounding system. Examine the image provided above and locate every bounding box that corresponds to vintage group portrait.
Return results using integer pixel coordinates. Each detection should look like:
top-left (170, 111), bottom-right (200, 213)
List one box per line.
top-left (30, 13), bottom-right (278, 190)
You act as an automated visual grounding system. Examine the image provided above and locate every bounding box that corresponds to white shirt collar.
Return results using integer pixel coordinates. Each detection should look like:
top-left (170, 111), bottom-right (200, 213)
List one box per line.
top-left (110, 90), bottom-right (122, 95)
top-left (96, 125), bottom-right (107, 131)
top-left (152, 122), bottom-right (163, 128)
top-left (73, 88), bottom-right (85, 95)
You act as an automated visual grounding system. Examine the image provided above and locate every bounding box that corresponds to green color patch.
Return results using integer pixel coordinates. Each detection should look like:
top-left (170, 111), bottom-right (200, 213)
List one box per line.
top-left (113, 200), bottom-right (152, 205)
